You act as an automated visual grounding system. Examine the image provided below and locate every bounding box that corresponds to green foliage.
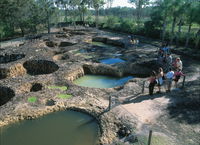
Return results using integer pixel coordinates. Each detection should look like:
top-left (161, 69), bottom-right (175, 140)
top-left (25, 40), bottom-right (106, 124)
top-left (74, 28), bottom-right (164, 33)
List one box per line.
top-left (119, 19), bottom-right (136, 33)
top-left (103, 16), bottom-right (119, 29)
top-left (47, 86), bottom-right (68, 91)
top-left (28, 96), bottom-right (37, 103)
top-left (56, 94), bottom-right (72, 99)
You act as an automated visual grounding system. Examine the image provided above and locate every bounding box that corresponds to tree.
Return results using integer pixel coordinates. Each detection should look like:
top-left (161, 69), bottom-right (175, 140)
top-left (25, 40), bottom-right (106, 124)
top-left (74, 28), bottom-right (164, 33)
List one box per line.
top-left (184, 1), bottom-right (198, 48)
top-left (90, 0), bottom-right (105, 28)
top-left (37, 0), bottom-right (56, 33)
top-left (168, 0), bottom-right (185, 45)
top-left (128, 0), bottom-right (149, 26)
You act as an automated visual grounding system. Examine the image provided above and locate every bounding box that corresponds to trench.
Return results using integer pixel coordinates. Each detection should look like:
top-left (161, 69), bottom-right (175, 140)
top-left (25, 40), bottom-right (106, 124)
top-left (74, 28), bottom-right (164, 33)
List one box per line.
top-left (0, 110), bottom-right (99, 145)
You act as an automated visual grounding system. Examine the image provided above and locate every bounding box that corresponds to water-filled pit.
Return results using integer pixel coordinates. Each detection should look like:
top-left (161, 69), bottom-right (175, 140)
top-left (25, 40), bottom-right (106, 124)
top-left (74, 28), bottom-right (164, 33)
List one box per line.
top-left (74, 74), bottom-right (133, 88)
top-left (99, 58), bottom-right (125, 64)
top-left (0, 110), bottom-right (99, 145)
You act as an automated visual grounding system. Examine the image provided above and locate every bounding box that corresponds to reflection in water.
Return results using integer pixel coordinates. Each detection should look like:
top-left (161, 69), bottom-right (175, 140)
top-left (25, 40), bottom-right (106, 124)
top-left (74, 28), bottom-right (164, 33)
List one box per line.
top-left (74, 74), bottom-right (133, 88)
top-left (100, 58), bottom-right (125, 64)
top-left (0, 110), bottom-right (99, 145)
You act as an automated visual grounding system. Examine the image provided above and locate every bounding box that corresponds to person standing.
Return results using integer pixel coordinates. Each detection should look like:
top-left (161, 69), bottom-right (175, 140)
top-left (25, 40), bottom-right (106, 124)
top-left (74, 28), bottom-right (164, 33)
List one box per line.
top-left (166, 53), bottom-right (173, 72)
top-left (165, 68), bottom-right (174, 92)
top-left (148, 71), bottom-right (157, 95)
top-left (173, 57), bottom-right (183, 70)
top-left (157, 68), bottom-right (164, 93)
top-left (173, 69), bottom-right (185, 88)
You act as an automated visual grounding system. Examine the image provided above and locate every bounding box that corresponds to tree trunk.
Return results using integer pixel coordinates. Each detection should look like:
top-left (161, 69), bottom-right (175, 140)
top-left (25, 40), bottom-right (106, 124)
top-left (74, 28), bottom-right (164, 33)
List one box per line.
top-left (136, 0), bottom-right (142, 27)
top-left (20, 26), bottom-right (24, 36)
top-left (162, 18), bottom-right (167, 44)
top-left (185, 23), bottom-right (192, 48)
top-left (95, 8), bottom-right (99, 28)
top-left (65, 9), bottom-right (68, 22)
top-left (83, 12), bottom-right (85, 23)
top-left (195, 29), bottom-right (200, 49)
top-left (47, 11), bottom-right (50, 34)
top-left (176, 19), bottom-right (182, 47)
top-left (170, 16), bottom-right (176, 45)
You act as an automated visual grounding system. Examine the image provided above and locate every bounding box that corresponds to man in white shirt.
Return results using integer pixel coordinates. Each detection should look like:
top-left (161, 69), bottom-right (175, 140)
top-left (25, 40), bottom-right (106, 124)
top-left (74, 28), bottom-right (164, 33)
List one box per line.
top-left (165, 68), bottom-right (174, 92)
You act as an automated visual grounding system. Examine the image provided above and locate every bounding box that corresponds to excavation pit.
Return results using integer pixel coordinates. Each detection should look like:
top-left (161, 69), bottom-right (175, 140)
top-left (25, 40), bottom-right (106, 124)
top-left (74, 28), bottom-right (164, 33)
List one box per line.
top-left (23, 60), bottom-right (59, 75)
top-left (0, 86), bottom-right (15, 106)
top-left (59, 41), bottom-right (77, 47)
top-left (99, 58), bottom-right (125, 64)
top-left (74, 74), bottom-right (133, 88)
top-left (0, 54), bottom-right (25, 64)
top-left (30, 83), bottom-right (43, 92)
top-left (45, 41), bottom-right (57, 47)
top-left (0, 110), bottom-right (99, 145)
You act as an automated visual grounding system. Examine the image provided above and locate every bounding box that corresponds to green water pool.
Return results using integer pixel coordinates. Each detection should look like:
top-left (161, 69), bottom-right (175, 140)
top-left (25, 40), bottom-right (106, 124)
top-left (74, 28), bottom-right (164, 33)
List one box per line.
top-left (73, 74), bottom-right (133, 88)
top-left (0, 110), bottom-right (99, 145)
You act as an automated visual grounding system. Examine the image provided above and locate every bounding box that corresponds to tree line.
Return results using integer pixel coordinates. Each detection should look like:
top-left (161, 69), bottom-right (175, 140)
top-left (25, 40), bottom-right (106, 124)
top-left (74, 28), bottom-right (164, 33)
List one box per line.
top-left (0, 0), bottom-right (199, 48)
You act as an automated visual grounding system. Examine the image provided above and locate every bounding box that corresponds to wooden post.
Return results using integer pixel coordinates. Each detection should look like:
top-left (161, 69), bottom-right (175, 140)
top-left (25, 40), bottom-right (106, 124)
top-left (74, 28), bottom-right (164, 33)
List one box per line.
top-left (182, 76), bottom-right (186, 88)
top-left (147, 130), bottom-right (153, 145)
top-left (142, 81), bottom-right (145, 93)
top-left (108, 96), bottom-right (112, 111)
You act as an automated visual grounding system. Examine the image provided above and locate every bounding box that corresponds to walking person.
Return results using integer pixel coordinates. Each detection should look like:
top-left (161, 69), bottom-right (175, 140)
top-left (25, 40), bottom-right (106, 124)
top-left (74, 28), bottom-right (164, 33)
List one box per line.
top-left (156, 67), bottom-right (164, 93)
top-left (173, 69), bottom-right (185, 88)
top-left (148, 71), bottom-right (157, 96)
top-left (165, 68), bottom-right (174, 92)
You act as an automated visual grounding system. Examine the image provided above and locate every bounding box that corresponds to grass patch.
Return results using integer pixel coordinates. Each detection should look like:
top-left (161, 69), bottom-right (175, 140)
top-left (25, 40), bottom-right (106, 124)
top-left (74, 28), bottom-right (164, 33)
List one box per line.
top-left (47, 86), bottom-right (68, 91)
top-left (28, 96), bottom-right (37, 103)
top-left (56, 94), bottom-right (72, 99)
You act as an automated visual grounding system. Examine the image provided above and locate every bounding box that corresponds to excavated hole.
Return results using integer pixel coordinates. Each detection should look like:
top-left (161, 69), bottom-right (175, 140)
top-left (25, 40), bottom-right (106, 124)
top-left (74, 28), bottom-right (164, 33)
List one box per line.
top-left (0, 68), bottom-right (8, 80)
top-left (0, 86), bottom-right (15, 106)
top-left (59, 41), bottom-right (76, 47)
top-left (45, 41), bottom-right (57, 47)
top-left (30, 83), bottom-right (43, 92)
top-left (0, 54), bottom-right (25, 64)
top-left (23, 60), bottom-right (59, 75)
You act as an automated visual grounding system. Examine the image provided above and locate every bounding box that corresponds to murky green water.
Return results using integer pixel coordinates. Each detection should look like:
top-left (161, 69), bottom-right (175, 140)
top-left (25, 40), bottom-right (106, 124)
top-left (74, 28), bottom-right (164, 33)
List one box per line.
top-left (0, 110), bottom-right (99, 145)
top-left (74, 74), bottom-right (133, 88)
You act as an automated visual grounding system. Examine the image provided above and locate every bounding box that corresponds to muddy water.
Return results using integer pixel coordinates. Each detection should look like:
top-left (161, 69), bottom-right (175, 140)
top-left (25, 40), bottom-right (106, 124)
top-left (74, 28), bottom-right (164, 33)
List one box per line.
top-left (74, 74), bottom-right (133, 88)
top-left (0, 110), bottom-right (99, 145)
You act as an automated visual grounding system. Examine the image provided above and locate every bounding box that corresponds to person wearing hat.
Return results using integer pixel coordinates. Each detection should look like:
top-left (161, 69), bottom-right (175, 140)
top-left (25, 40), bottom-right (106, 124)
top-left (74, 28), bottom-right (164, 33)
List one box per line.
top-left (173, 57), bottom-right (183, 71)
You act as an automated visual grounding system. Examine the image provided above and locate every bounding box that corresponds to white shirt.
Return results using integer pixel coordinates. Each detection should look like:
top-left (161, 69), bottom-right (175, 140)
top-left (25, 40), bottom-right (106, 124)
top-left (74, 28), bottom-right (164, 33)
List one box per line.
top-left (176, 60), bottom-right (183, 70)
top-left (166, 71), bottom-right (174, 79)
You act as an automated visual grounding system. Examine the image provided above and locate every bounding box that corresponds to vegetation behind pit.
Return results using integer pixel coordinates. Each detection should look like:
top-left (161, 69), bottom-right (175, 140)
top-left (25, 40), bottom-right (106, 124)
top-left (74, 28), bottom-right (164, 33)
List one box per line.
top-left (1, 0), bottom-right (199, 49)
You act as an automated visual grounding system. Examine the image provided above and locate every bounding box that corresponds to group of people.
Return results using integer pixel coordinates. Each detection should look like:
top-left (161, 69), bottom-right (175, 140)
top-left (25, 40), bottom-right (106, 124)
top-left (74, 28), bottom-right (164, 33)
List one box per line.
top-left (148, 43), bottom-right (185, 96)
top-left (128, 35), bottom-right (139, 45)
